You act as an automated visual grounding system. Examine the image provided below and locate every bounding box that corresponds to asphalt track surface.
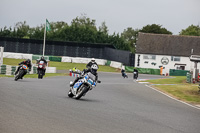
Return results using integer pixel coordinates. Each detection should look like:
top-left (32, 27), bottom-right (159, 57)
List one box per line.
top-left (0, 72), bottom-right (200, 133)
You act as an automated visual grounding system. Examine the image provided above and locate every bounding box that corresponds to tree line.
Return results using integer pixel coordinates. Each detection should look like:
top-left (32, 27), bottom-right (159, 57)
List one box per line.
top-left (0, 15), bottom-right (199, 53)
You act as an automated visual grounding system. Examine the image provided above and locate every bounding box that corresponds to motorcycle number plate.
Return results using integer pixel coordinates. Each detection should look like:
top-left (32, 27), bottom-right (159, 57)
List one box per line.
top-left (22, 65), bottom-right (28, 69)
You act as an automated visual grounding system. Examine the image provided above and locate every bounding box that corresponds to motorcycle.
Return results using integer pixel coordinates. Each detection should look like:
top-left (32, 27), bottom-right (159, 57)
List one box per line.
top-left (133, 71), bottom-right (138, 79)
top-left (122, 72), bottom-right (128, 78)
top-left (68, 72), bottom-right (101, 100)
top-left (14, 65), bottom-right (28, 81)
top-left (37, 61), bottom-right (46, 79)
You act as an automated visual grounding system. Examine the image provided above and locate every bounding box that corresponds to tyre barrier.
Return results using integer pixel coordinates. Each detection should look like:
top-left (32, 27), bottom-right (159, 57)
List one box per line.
top-left (0, 65), bottom-right (56, 75)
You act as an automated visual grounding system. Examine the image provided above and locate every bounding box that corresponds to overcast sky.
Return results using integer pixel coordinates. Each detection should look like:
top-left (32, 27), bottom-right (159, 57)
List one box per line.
top-left (0, 0), bottom-right (199, 35)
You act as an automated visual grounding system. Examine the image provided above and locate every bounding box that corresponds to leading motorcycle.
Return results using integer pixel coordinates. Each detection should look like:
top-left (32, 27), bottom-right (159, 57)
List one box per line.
top-left (37, 61), bottom-right (46, 79)
top-left (14, 65), bottom-right (28, 81)
top-left (68, 72), bottom-right (101, 100)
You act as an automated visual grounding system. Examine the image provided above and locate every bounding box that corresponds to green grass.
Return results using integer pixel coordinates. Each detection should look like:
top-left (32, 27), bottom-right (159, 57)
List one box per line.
top-left (0, 73), bottom-right (68, 78)
top-left (23, 73), bottom-right (68, 78)
top-left (0, 74), bottom-right (13, 78)
top-left (145, 76), bottom-right (186, 84)
top-left (154, 85), bottom-right (200, 104)
top-left (3, 58), bottom-right (119, 72)
top-left (48, 61), bottom-right (119, 72)
top-left (145, 77), bottom-right (200, 104)
top-left (3, 58), bottom-right (25, 66)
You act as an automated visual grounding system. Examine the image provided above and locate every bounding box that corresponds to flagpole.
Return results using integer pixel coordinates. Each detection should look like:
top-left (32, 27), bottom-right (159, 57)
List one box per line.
top-left (43, 19), bottom-right (46, 57)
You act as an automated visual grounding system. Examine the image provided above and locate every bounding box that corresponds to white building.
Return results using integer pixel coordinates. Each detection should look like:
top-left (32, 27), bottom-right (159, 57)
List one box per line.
top-left (135, 33), bottom-right (200, 73)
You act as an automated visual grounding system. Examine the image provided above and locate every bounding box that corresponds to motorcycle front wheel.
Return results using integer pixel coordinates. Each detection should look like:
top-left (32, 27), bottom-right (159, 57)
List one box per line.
top-left (75, 85), bottom-right (89, 100)
top-left (15, 70), bottom-right (24, 81)
top-left (38, 69), bottom-right (43, 79)
top-left (68, 89), bottom-right (74, 98)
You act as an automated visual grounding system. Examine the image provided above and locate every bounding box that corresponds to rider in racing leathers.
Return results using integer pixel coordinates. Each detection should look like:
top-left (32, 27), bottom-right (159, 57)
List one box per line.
top-left (37, 56), bottom-right (47, 75)
top-left (70, 64), bottom-right (99, 87)
top-left (86, 58), bottom-right (98, 69)
top-left (15, 59), bottom-right (32, 78)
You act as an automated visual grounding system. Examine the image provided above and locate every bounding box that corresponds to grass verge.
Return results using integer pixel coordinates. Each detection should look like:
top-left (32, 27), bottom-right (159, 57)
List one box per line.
top-left (3, 58), bottom-right (119, 72)
top-left (145, 76), bottom-right (200, 105)
top-left (0, 73), bottom-right (68, 78)
top-left (48, 61), bottom-right (119, 72)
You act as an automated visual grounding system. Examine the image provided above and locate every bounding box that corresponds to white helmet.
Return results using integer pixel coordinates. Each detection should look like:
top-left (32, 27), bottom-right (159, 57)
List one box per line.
top-left (91, 58), bottom-right (95, 62)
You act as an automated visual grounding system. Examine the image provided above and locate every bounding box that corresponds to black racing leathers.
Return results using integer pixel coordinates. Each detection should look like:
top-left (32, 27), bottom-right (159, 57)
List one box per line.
top-left (86, 61), bottom-right (98, 69)
top-left (15, 61), bottom-right (32, 75)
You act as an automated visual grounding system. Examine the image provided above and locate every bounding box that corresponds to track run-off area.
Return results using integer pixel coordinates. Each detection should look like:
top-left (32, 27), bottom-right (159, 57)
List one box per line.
top-left (0, 72), bottom-right (200, 133)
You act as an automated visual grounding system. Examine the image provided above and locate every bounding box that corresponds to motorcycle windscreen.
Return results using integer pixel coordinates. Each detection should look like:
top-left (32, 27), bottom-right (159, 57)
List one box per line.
top-left (39, 61), bottom-right (44, 64)
top-left (87, 72), bottom-right (96, 81)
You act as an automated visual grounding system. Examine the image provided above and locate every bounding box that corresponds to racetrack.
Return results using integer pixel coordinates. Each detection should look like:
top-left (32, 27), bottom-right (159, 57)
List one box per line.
top-left (0, 72), bottom-right (200, 133)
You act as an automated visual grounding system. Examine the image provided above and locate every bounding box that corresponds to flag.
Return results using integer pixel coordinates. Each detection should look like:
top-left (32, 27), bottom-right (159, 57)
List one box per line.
top-left (46, 19), bottom-right (51, 31)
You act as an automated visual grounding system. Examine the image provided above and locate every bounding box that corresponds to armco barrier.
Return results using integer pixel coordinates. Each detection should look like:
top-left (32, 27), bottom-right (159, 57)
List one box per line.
top-left (0, 65), bottom-right (6, 74)
top-left (0, 65), bottom-right (17, 75)
top-left (4, 52), bottom-right (33, 60)
top-left (62, 56), bottom-right (72, 63)
top-left (169, 69), bottom-right (189, 76)
top-left (125, 66), bottom-right (134, 72)
top-left (3, 52), bottom-right (125, 70)
top-left (49, 56), bottom-right (62, 62)
top-left (137, 68), bottom-right (160, 75)
top-left (105, 60), bottom-right (111, 66)
top-left (125, 66), bottom-right (160, 75)
top-left (32, 55), bottom-right (62, 62)
top-left (0, 65), bottom-right (56, 75)
top-left (110, 61), bottom-right (122, 69)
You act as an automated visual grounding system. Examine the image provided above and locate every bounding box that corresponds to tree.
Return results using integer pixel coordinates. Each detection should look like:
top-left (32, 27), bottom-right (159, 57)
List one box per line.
top-left (99, 21), bottom-right (109, 35)
top-left (179, 25), bottom-right (200, 36)
top-left (47, 21), bottom-right (68, 41)
top-left (140, 24), bottom-right (172, 34)
top-left (0, 15), bottom-right (134, 52)
top-left (14, 21), bottom-right (30, 38)
top-left (30, 25), bottom-right (44, 40)
top-left (0, 26), bottom-right (12, 37)
top-left (63, 14), bottom-right (98, 43)
top-left (121, 27), bottom-right (139, 53)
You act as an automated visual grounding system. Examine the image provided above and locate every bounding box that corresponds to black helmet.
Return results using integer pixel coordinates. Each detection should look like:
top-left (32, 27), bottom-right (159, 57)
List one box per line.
top-left (41, 56), bottom-right (44, 60)
top-left (26, 59), bottom-right (31, 64)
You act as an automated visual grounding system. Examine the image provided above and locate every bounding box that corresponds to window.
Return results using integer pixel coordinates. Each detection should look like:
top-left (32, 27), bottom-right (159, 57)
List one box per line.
top-left (171, 56), bottom-right (180, 62)
top-left (143, 55), bottom-right (156, 60)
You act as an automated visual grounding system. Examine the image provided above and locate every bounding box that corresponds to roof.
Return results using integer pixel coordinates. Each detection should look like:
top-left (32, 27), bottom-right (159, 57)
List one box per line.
top-left (136, 32), bottom-right (200, 57)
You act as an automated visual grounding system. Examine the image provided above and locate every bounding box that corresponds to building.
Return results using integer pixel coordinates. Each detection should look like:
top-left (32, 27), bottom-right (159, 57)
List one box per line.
top-left (135, 33), bottom-right (200, 73)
